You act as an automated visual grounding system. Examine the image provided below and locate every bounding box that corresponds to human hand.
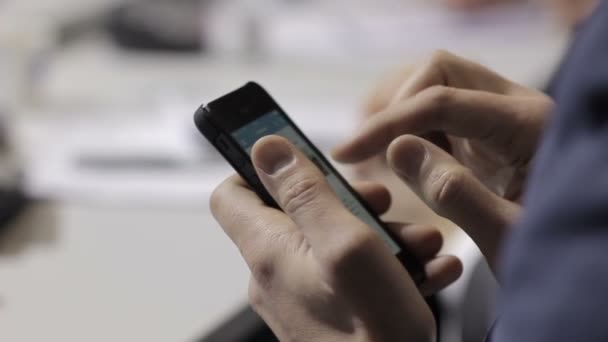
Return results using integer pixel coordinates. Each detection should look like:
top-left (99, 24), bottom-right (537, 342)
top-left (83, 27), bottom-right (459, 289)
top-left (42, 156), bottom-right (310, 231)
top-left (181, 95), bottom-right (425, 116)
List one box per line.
top-left (334, 51), bottom-right (553, 270)
top-left (210, 136), bottom-right (462, 342)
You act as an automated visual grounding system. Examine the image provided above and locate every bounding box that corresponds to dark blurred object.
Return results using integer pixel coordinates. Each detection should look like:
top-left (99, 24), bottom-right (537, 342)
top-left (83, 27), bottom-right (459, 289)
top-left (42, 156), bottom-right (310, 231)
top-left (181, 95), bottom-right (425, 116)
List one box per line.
top-left (58, 12), bottom-right (107, 46)
top-left (200, 296), bottom-right (443, 342)
top-left (0, 114), bottom-right (28, 231)
top-left (0, 189), bottom-right (28, 231)
top-left (0, 116), bottom-right (8, 149)
top-left (200, 306), bottom-right (278, 342)
top-left (106, 0), bottom-right (208, 52)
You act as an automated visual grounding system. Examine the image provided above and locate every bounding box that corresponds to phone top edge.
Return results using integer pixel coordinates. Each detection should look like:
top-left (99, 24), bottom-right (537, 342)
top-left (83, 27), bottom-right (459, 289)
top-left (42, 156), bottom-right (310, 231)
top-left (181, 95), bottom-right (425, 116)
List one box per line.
top-left (204, 82), bottom-right (279, 133)
top-left (206, 82), bottom-right (262, 111)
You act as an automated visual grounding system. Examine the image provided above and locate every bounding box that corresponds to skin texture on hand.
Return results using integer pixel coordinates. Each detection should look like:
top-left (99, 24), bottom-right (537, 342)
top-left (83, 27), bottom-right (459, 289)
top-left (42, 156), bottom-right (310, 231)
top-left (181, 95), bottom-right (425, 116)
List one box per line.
top-left (334, 51), bottom-right (553, 271)
top-left (210, 136), bottom-right (462, 342)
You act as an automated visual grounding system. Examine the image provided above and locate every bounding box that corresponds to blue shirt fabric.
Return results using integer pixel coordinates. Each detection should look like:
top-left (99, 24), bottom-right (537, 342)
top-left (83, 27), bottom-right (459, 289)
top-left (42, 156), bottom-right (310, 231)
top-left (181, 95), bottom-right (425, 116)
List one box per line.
top-left (490, 1), bottom-right (608, 341)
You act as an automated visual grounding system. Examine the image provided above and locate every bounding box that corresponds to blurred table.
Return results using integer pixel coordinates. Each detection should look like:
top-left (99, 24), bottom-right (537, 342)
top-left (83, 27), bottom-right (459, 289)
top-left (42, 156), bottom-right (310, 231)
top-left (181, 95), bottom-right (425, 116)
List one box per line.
top-left (0, 202), bottom-right (249, 341)
top-left (1, 18), bottom-right (566, 341)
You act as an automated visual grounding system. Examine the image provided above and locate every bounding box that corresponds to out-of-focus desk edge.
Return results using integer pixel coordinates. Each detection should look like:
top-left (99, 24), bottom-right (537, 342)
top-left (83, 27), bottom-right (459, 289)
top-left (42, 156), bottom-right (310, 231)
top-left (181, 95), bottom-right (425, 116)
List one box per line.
top-left (0, 188), bottom-right (29, 231)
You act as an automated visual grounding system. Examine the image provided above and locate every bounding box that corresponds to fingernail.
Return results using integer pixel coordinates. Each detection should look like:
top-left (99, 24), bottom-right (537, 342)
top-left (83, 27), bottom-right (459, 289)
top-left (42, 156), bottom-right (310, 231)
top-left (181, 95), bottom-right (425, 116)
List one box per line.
top-left (393, 139), bottom-right (426, 180)
top-left (255, 140), bottom-right (296, 175)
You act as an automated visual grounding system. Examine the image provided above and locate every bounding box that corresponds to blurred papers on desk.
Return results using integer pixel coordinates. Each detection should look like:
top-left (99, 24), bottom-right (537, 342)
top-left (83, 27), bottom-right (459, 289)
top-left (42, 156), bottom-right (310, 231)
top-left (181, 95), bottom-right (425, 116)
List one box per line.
top-left (19, 98), bottom-right (356, 207)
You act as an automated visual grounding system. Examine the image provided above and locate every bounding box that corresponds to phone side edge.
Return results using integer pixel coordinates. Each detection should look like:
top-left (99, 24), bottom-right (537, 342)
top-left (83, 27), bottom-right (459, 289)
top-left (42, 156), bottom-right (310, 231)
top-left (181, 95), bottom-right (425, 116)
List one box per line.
top-left (193, 105), bottom-right (219, 141)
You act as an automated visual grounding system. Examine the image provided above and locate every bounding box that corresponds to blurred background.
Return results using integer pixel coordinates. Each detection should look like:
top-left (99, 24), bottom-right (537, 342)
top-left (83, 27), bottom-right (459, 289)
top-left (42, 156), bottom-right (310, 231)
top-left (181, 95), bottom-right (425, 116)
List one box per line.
top-left (0, 0), bottom-right (569, 341)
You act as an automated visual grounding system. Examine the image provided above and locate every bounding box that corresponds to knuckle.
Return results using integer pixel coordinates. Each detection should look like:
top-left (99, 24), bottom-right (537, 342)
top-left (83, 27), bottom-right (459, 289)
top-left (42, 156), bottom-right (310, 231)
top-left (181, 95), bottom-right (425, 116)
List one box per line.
top-left (425, 85), bottom-right (453, 108)
top-left (209, 178), bottom-right (234, 219)
top-left (430, 49), bottom-right (450, 64)
top-left (428, 168), bottom-right (470, 206)
top-left (209, 183), bottom-right (229, 216)
top-left (210, 184), bottom-right (249, 229)
top-left (248, 281), bottom-right (265, 309)
top-left (323, 229), bottom-right (379, 275)
top-left (248, 253), bottom-right (276, 289)
top-left (419, 85), bottom-right (453, 124)
top-left (280, 176), bottom-right (322, 215)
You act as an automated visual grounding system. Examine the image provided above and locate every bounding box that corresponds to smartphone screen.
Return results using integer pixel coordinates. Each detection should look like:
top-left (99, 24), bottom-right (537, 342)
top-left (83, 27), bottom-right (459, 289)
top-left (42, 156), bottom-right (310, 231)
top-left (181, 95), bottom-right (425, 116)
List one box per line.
top-left (230, 109), bottom-right (401, 254)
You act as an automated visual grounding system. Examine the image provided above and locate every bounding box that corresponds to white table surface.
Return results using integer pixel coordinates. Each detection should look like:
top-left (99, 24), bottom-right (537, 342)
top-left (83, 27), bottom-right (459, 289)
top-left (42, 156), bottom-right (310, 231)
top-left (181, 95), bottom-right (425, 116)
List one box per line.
top-left (0, 202), bottom-right (249, 342)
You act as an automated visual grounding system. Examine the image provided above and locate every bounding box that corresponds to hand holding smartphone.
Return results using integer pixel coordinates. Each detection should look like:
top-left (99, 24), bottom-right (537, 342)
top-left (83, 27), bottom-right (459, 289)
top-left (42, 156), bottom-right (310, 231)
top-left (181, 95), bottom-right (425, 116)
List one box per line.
top-left (194, 82), bottom-right (425, 284)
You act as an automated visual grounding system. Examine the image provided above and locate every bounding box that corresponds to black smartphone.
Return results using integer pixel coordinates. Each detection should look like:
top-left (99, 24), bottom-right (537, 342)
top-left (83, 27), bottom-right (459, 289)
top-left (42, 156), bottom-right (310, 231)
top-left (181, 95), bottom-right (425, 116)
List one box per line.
top-left (194, 82), bottom-right (425, 284)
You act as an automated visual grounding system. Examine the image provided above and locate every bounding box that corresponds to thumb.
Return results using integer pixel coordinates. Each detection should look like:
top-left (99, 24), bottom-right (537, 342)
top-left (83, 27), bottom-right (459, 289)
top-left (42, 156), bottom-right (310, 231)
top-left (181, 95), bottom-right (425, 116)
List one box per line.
top-left (387, 135), bottom-right (520, 270)
top-left (251, 135), bottom-right (365, 247)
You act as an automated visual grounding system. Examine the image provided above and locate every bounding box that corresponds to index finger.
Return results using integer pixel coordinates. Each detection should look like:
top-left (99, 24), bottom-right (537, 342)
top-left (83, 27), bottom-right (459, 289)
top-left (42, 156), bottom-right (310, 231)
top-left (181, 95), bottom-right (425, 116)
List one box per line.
top-left (332, 87), bottom-right (521, 163)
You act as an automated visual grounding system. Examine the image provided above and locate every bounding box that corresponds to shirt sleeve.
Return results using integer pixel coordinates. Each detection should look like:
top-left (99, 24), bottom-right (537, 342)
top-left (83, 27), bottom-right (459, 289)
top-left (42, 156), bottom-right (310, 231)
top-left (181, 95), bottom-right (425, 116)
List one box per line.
top-left (493, 123), bottom-right (608, 341)
top-left (490, 4), bottom-right (608, 338)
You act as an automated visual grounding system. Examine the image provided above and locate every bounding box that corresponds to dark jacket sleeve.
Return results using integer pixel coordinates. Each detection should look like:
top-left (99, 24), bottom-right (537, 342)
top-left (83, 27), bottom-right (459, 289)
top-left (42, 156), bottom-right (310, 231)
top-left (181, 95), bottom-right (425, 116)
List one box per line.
top-left (491, 3), bottom-right (608, 341)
